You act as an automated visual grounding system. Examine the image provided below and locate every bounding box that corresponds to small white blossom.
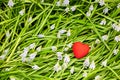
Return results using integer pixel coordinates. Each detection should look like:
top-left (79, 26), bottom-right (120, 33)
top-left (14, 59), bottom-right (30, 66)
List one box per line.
top-left (56, 1), bottom-right (61, 6)
top-left (38, 34), bottom-right (45, 38)
top-left (101, 59), bottom-right (107, 67)
top-left (32, 65), bottom-right (40, 70)
top-left (114, 35), bottom-right (120, 42)
top-left (71, 6), bottom-right (76, 11)
top-left (83, 57), bottom-right (90, 68)
top-left (67, 43), bottom-right (73, 48)
top-left (20, 52), bottom-right (27, 58)
top-left (95, 39), bottom-right (100, 44)
top-left (19, 9), bottom-right (25, 16)
top-left (63, 0), bottom-right (70, 6)
top-left (8, 0), bottom-right (14, 8)
top-left (62, 62), bottom-right (68, 69)
top-left (50, 24), bottom-right (55, 30)
top-left (70, 66), bottom-right (74, 74)
top-left (83, 71), bottom-right (88, 77)
top-left (6, 31), bottom-right (10, 37)
top-left (64, 54), bottom-right (70, 63)
top-left (67, 29), bottom-right (71, 36)
top-left (113, 49), bottom-right (119, 55)
top-left (65, 7), bottom-right (70, 13)
top-left (86, 11), bottom-right (91, 17)
top-left (89, 5), bottom-right (94, 11)
top-left (28, 16), bottom-right (32, 22)
top-left (103, 7), bottom-right (109, 14)
top-left (41, 0), bottom-right (44, 3)
top-left (10, 76), bottom-right (16, 80)
top-left (64, 47), bottom-right (69, 51)
top-left (29, 43), bottom-right (36, 49)
top-left (99, 0), bottom-right (105, 6)
top-left (54, 62), bottom-right (62, 72)
top-left (59, 29), bottom-right (67, 34)
top-left (51, 46), bottom-right (57, 52)
top-left (29, 52), bottom-right (37, 61)
top-left (100, 19), bottom-right (106, 25)
top-left (95, 75), bottom-right (101, 80)
top-left (112, 23), bottom-right (120, 31)
top-left (117, 3), bottom-right (120, 8)
top-left (0, 55), bottom-right (6, 60)
top-left (102, 35), bottom-right (108, 41)
top-left (23, 47), bottom-right (29, 54)
top-left (89, 60), bottom-right (95, 70)
top-left (57, 32), bottom-right (61, 38)
top-left (36, 46), bottom-right (41, 52)
top-left (56, 52), bottom-right (63, 60)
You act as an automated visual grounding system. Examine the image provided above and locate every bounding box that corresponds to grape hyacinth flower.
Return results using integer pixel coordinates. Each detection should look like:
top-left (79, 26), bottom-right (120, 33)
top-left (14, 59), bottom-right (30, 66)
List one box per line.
top-left (51, 46), bottom-right (57, 52)
top-left (32, 65), bottom-right (40, 70)
top-left (113, 49), bottom-right (119, 55)
top-left (19, 9), bottom-right (25, 16)
top-left (64, 54), bottom-right (70, 64)
top-left (89, 60), bottom-right (95, 70)
top-left (54, 62), bottom-right (62, 72)
top-left (8, 0), bottom-right (14, 8)
top-left (101, 59), bottom-right (107, 67)
top-left (70, 66), bottom-right (74, 74)
top-left (83, 57), bottom-right (90, 68)
top-left (103, 7), bottom-right (109, 14)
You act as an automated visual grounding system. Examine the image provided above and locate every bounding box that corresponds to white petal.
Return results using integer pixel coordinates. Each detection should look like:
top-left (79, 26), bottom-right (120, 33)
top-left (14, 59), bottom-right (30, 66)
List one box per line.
top-left (70, 66), bottom-right (74, 74)
top-left (32, 65), bottom-right (40, 70)
top-left (38, 34), bottom-right (45, 38)
top-left (89, 60), bottom-right (95, 70)
top-left (71, 6), bottom-right (76, 11)
top-left (83, 57), bottom-right (90, 68)
top-left (8, 0), bottom-right (14, 8)
top-left (50, 24), bottom-right (55, 30)
top-left (64, 54), bottom-right (70, 63)
top-left (19, 9), bottom-right (25, 16)
top-left (102, 35), bottom-right (108, 41)
top-left (51, 46), bottom-right (57, 52)
top-left (89, 5), bottom-right (94, 11)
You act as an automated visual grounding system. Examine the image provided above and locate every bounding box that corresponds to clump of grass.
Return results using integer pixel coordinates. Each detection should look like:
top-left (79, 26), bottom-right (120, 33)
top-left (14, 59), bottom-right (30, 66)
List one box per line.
top-left (0, 0), bottom-right (120, 80)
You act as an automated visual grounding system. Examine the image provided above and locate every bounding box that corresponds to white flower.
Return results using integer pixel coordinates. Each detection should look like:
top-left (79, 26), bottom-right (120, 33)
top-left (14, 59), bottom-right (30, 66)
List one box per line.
top-left (6, 31), bottom-right (10, 37)
top-left (10, 76), bottom-right (16, 80)
top-left (70, 66), bottom-right (74, 74)
top-left (64, 47), bottom-right (69, 51)
top-left (38, 34), bottom-right (45, 38)
top-left (71, 6), bottom-right (76, 11)
top-left (101, 59), bottom-right (107, 67)
top-left (89, 60), bottom-right (95, 70)
top-left (62, 62), bottom-right (68, 69)
top-left (67, 43), bottom-right (73, 48)
top-left (56, 52), bottom-right (63, 60)
top-left (57, 32), bottom-right (61, 38)
top-left (117, 3), bottom-right (120, 8)
top-left (51, 46), bottom-right (57, 52)
top-left (65, 7), bottom-right (70, 13)
top-left (89, 5), bottom-right (94, 11)
top-left (102, 35), bottom-right (108, 41)
top-left (67, 29), bottom-right (71, 36)
top-left (28, 16), bottom-right (32, 22)
top-left (100, 19), bottom-right (106, 25)
top-left (8, 0), bottom-right (14, 8)
top-left (41, 0), bottom-right (44, 3)
top-left (86, 11), bottom-right (91, 17)
top-left (29, 52), bottom-right (37, 61)
top-left (112, 23), bottom-right (120, 31)
top-left (64, 54), bottom-right (70, 63)
top-left (19, 9), bottom-right (25, 16)
top-left (36, 46), bottom-right (41, 52)
top-left (63, 0), bottom-right (70, 6)
top-left (103, 7), bottom-right (108, 14)
top-left (95, 75), bottom-right (101, 80)
top-left (23, 47), bottom-right (29, 54)
top-left (29, 43), bottom-right (35, 49)
top-left (56, 1), bottom-right (61, 6)
top-left (59, 29), bottom-right (67, 34)
top-left (83, 57), bottom-right (90, 68)
top-left (50, 24), bottom-right (55, 30)
top-left (114, 35), bottom-right (120, 42)
top-left (0, 55), bottom-right (6, 60)
top-left (95, 39), bottom-right (100, 44)
top-left (32, 65), bottom-right (40, 70)
top-left (83, 71), bottom-right (87, 77)
top-left (20, 52), bottom-right (27, 58)
top-left (54, 62), bottom-right (62, 72)
top-left (113, 49), bottom-right (119, 55)
top-left (99, 0), bottom-right (105, 6)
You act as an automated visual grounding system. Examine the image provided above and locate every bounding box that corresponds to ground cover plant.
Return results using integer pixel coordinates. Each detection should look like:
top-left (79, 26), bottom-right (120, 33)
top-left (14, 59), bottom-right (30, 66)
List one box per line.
top-left (0, 0), bottom-right (120, 80)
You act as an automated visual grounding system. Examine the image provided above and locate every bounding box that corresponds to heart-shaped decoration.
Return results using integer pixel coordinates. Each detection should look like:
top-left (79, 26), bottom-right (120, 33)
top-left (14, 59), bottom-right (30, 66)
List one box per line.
top-left (72, 42), bottom-right (90, 59)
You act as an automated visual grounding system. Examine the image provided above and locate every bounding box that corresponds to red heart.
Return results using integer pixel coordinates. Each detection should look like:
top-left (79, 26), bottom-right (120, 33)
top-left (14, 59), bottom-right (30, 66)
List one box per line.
top-left (72, 42), bottom-right (90, 59)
